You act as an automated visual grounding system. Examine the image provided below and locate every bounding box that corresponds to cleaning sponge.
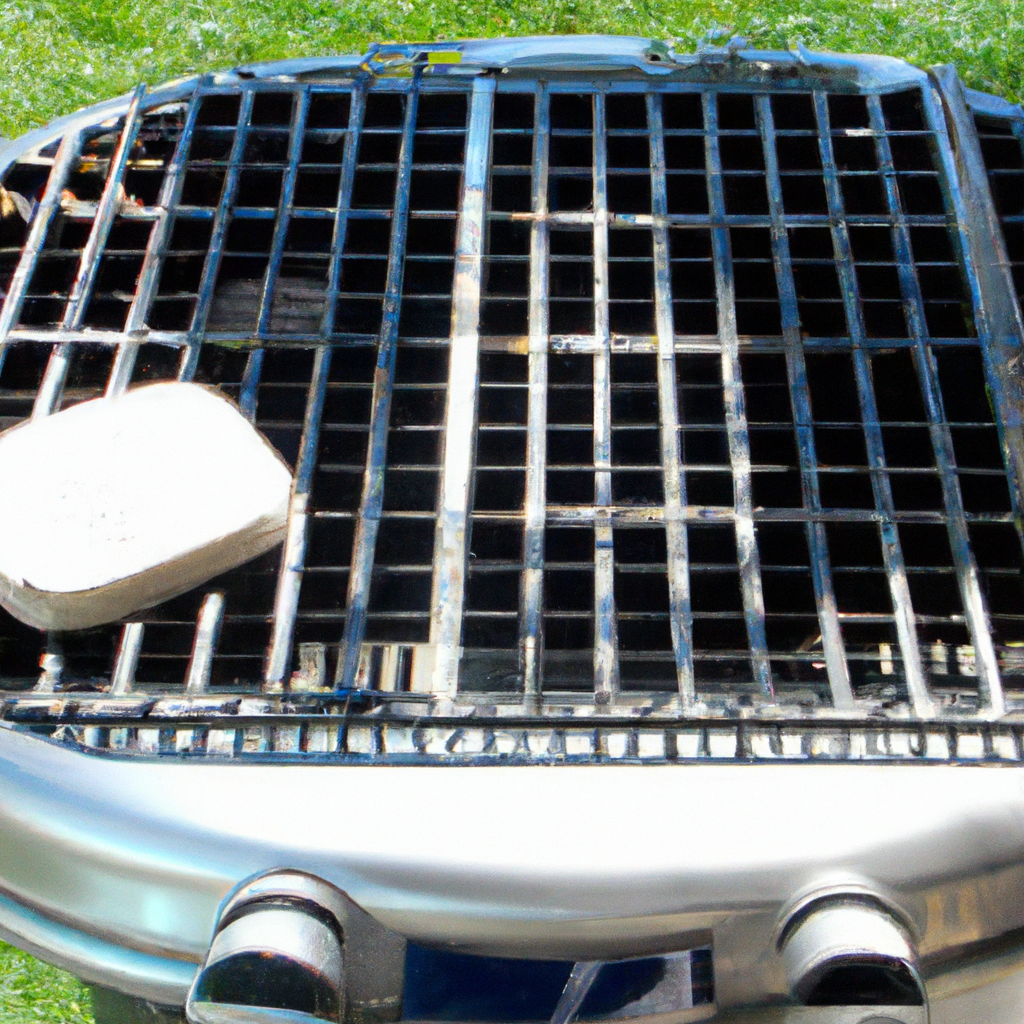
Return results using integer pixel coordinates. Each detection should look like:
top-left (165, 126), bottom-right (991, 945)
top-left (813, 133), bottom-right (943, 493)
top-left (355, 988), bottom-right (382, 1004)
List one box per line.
top-left (0, 381), bottom-right (292, 631)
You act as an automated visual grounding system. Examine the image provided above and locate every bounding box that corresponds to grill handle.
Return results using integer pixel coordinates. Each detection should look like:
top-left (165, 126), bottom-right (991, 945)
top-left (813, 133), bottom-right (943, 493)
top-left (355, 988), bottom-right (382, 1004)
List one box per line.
top-left (185, 871), bottom-right (405, 1024)
top-left (779, 898), bottom-right (926, 1018)
top-left (186, 899), bottom-right (344, 1023)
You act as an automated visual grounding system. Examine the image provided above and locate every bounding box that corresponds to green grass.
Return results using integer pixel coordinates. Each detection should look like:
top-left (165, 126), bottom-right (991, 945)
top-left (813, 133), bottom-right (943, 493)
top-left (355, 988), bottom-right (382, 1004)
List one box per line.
top-left (1, 0), bottom-right (1024, 139)
top-left (0, 942), bottom-right (92, 1024)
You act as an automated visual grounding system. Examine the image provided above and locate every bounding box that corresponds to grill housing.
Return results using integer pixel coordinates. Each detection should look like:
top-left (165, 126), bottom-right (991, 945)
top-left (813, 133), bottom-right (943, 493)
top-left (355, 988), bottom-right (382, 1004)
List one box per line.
top-left (2, 35), bottom-right (1024, 1024)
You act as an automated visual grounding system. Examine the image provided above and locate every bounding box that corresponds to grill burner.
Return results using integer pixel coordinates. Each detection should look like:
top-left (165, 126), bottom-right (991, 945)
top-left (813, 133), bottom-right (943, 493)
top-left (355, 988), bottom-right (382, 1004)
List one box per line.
top-left (1, 45), bottom-right (1024, 757)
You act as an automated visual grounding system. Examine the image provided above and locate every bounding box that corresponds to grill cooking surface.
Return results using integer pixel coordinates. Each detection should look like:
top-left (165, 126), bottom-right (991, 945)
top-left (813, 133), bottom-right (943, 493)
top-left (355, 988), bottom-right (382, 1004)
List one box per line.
top-left (1, 43), bottom-right (1024, 759)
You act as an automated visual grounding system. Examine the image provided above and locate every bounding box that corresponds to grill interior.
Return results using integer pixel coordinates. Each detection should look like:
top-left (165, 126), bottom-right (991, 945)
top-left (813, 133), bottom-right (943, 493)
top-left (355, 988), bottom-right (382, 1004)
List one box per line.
top-left (1, 53), bottom-right (1023, 754)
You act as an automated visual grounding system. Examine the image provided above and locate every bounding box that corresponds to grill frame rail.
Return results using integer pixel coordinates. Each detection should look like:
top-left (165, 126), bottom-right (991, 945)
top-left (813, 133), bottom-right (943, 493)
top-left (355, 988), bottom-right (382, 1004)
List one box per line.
top-left (0, 40), bottom-right (1023, 747)
top-left (5, 696), bottom-right (1024, 763)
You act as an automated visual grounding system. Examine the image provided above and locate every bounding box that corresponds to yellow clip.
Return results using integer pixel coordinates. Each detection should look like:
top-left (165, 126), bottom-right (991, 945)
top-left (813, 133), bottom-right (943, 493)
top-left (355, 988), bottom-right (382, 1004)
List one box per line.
top-left (427, 51), bottom-right (462, 64)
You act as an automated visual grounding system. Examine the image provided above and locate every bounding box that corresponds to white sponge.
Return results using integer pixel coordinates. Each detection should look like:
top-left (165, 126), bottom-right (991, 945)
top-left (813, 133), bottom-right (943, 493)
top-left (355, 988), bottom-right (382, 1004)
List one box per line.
top-left (0, 381), bottom-right (293, 631)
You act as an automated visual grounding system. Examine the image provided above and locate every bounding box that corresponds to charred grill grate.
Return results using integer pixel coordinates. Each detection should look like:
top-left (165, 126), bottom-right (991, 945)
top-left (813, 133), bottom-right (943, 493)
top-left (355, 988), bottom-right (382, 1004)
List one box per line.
top-left (1, 48), bottom-right (1024, 753)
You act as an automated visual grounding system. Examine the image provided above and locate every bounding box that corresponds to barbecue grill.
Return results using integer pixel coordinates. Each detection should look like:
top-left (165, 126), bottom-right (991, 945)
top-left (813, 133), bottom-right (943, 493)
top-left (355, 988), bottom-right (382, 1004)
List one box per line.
top-left (1, 33), bottom-right (1024, 1024)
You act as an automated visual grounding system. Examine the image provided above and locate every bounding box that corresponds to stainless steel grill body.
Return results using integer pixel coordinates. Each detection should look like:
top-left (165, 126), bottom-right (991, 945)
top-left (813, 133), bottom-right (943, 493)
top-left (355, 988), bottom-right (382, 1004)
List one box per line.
top-left (1, 35), bottom-right (1024, 1022)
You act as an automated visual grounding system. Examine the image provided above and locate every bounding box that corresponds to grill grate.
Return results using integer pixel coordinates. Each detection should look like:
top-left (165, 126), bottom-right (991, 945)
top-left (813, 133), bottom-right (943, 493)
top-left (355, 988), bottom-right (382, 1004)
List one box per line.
top-left (1, 52), bottom-right (1024, 745)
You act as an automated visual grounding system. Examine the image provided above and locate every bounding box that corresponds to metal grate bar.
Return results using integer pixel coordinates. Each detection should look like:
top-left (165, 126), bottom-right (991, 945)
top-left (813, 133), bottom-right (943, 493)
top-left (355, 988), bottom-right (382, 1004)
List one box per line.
top-left (11, 328), bottom-right (184, 346)
top-left (648, 91), bottom-right (696, 705)
top-left (868, 93), bottom-right (1004, 715)
top-left (256, 88), bottom-right (311, 337)
top-left (430, 78), bottom-right (496, 694)
top-left (264, 346), bottom-right (333, 688)
top-left (521, 83), bottom-right (551, 707)
top-left (263, 91), bottom-right (367, 688)
top-left (110, 622), bottom-right (145, 695)
top-left (813, 90), bottom-right (932, 716)
top-left (854, 349), bottom-right (934, 715)
top-left (63, 85), bottom-right (148, 332)
top-left (237, 90), bottom-right (312, 423)
top-left (0, 129), bottom-right (84, 354)
top-left (179, 89), bottom-right (257, 382)
top-left (335, 77), bottom-right (421, 688)
top-left (34, 87), bottom-right (147, 418)
top-left (239, 349), bottom-right (263, 422)
top-left (106, 344), bottom-right (143, 398)
top-left (551, 962), bottom-right (602, 1024)
top-left (511, 506), bottom-right (1013, 525)
top-left (925, 72), bottom-right (1024, 550)
top-left (31, 345), bottom-right (72, 419)
top-left (756, 95), bottom-right (853, 709)
top-left (321, 82), bottom-right (368, 335)
top-left (109, 80), bottom-right (210, 397)
top-left (704, 92), bottom-right (773, 699)
top-left (592, 91), bottom-right (620, 703)
top-left (185, 591), bottom-right (225, 694)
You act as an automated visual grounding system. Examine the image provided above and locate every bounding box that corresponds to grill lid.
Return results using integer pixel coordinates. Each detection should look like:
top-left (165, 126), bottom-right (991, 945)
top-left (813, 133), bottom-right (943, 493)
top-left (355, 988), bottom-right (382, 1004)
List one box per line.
top-left (1, 38), bottom-right (1024, 760)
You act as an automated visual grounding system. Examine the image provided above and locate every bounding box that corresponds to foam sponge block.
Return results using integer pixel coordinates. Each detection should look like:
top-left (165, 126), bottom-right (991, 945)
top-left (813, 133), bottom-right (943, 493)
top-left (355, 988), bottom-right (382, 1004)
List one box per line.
top-left (0, 382), bottom-right (292, 631)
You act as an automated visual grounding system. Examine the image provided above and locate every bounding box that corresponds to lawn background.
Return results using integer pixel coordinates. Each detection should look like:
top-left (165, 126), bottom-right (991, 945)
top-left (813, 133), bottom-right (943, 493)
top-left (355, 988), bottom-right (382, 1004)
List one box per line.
top-left (2, 0), bottom-right (1024, 140)
top-left (1, 0), bottom-right (1024, 1019)
top-left (0, 941), bottom-right (92, 1023)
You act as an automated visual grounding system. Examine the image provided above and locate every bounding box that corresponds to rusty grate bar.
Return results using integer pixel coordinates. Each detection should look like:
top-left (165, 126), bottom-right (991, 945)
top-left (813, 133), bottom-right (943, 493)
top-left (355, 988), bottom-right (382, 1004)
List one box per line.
top-left (320, 84), bottom-right (368, 336)
top-left (929, 70), bottom-right (1024, 524)
top-left (648, 91), bottom-right (695, 705)
top-left (429, 78), bottom-right (496, 695)
top-left (61, 87), bottom-right (149, 333)
top-left (179, 89), bottom-right (257, 382)
top-left (756, 94), bottom-right (853, 710)
top-left (592, 91), bottom-right (621, 702)
top-left (704, 92), bottom-right (773, 700)
top-left (256, 89), bottom-right (312, 338)
top-left (521, 83), bottom-right (550, 707)
top-left (813, 89), bottom-right (932, 716)
top-left (335, 77), bottom-right (421, 688)
top-left (264, 88), bottom-right (366, 690)
top-left (852, 348), bottom-right (933, 714)
top-left (159, 91), bottom-right (258, 694)
top-left (34, 87), bottom-right (148, 417)
top-left (237, 87), bottom-right (313, 422)
top-left (0, 130), bottom-right (84, 354)
top-left (867, 92), bottom-right (1004, 715)
top-left (108, 79), bottom-right (211, 397)
top-left (238, 347), bottom-right (263, 422)
top-left (927, 73), bottom-right (1024, 663)
top-left (31, 348), bottom-right (69, 420)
